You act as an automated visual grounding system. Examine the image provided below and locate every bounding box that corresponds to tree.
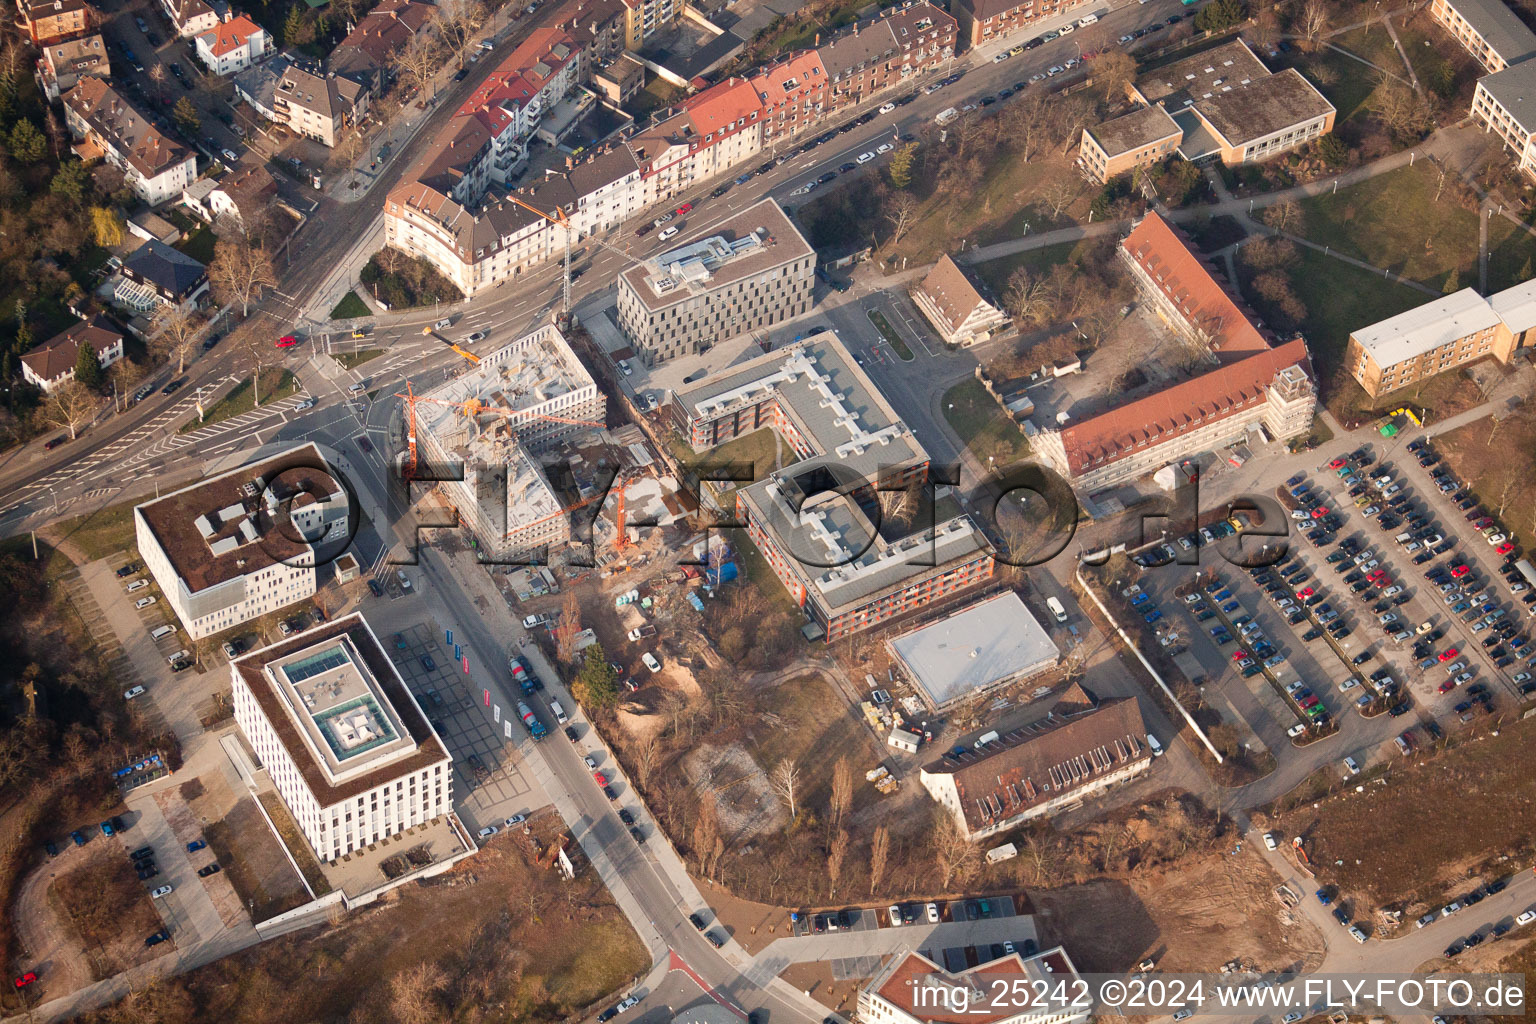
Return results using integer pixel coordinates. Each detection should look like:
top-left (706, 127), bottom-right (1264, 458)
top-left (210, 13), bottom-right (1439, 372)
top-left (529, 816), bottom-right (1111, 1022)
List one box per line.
top-left (554, 588), bottom-right (581, 662)
top-left (1315, 133), bottom-right (1349, 168)
top-left (886, 142), bottom-right (917, 189)
top-left (392, 33), bottom-right (444, 98)
top-left (1369, 75), bottom-right (1433, 141)
top-left (173, 96), bottom-right (201, 136)
top-left (1001, 89), bottom-right (1053, 162)
top-left (830, 756), bottom-right (854, 830)
top-left (238, 324), bottom-right (274, 408)
top-left (8, 120), bottom-right (45, 163)
top-left (43, 381), bottom-right (97, 440)
top-left (50, 160), bottom-right (91, 202)
top-left (1260, 199), bottom-right (1302, 235)
top-left (148, 63), bottom-right (168, 105)
top-left (88, 205), bottom-right (124, 248)
top-left (283, 3), bottom-right (314, 45)
top-left (1093, 50), bottom-right (1136, 101)
top-left (932, 810), bottom-right (979, 890)
top-left (1442, 268), bottom-right (1460, 294)
top-left (388, 963), bottom-right (442, 1024)
top-left (1193, 0), bottom-right (1245, 33)
top-left (826, 827), bottom-right (849, 896)
top-left (1035, 175), bottom-right (1081, 219)
top-left (435, 0), bottom-right (487, 68)
top-left (73, 340), bottom-right (104, 392)
top-left (1251, 6), bottom-right (1280, 50)
top-left (1004, 267), bottom-right (1056, 326)
top-left (208, 239), bottom-right (277, 317)
top-left (1298, 0), bottom-right (1330, 52)
top-left (149, 303), bottom-right (201, 374)
top-left (884, 190), bottom-right (920, 247)
top-left (770, 758), bottom-right (800, 822)
top-left (573, 644), bottom-right (619, 708)
top-left (868, 824), bottom-right (890, 895)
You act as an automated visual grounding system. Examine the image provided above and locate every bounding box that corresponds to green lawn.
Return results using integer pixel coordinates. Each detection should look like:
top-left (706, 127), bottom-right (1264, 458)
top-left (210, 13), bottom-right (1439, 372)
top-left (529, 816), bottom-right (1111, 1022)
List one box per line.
top-left (180, 369), bottom-right (298, 432)
top-left (335, 348), bottom-right (384, 369)
top-left (1294, 50), bottom-right (1383, 129)
top-left (175, 226), bottom-right (217, 265)
top-left (942, 378), bottom-right (1031, 468)
top-left (866, 309), bottom-right (913, 360)
top-left (669, 427), bottom-right (796, 492)
top-left (329, 291), bottom-right (371, 320)
top-left (1293, 163), bottom-right (1480, 290)
top-left (971, 241), bottom-right (1088, 294)
top-left (1485, 217), bottom-right (1536, 292)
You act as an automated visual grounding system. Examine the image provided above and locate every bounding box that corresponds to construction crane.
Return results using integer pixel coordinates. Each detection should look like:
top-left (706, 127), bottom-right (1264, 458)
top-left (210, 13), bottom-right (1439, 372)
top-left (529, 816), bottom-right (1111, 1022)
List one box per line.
top-left (396, 385), bottom-right (603, 482)
top-left (500, 191), bottom-right (576, 326)
top-left (422, 326), bottom-right (481, 365)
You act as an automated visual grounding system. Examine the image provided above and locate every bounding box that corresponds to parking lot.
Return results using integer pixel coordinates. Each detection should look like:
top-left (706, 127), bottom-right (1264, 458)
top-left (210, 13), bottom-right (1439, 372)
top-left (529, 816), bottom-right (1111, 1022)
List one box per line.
top-left (381, 621), bottom-right (547, 835)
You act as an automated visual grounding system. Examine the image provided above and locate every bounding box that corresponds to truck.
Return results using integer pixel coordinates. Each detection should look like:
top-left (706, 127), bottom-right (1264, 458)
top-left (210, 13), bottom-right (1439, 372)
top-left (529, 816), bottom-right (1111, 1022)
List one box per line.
top-left (1045, 596), bottom-right (1068, 623)
top-left (934, 107), bottom-right (960, 125)
top-left (508, 655), bottom-right (540, 694)
top-left (627, 625), bottom-right (657, 641)
top-left (517, 701), bottom-right (547, 739)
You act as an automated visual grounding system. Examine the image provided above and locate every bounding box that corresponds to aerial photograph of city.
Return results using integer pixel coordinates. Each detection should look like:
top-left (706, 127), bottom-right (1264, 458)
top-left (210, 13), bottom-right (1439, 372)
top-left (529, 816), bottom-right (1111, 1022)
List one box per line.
top-left (5, 0), bottom-right (1536, 1020)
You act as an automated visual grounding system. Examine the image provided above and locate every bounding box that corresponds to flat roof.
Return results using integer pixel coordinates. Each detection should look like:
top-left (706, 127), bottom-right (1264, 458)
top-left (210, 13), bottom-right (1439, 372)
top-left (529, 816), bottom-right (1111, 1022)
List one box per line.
top-left (868, 947), bottom-right (1078, 1024)
top-left (1193, 67), bottom-right (1334, 147)
top-left (619, 198), bottom-right (812, 313)
top-left (135, 444), bottom-right (348, 594)
top-left (234, 614), bottom-right (450, 805)
top-left (1087, 103), bottom-right (1182, 157)
top-left (1476, 60), bottom-right (1536, 135)
top-left (1350, 287), bottom-right (1504, 367)
top-left (1134, 38), bottom-right (1269, 109)
top-left (888, 591), bottom-right (1060, 708)
top-left (1443, 0), bottom-right (1536, 66)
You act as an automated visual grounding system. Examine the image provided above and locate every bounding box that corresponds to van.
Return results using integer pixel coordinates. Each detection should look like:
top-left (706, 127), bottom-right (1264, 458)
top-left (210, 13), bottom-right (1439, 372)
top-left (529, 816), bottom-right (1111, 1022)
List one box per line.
top-left (1394, 532), bottom-right (1412, 545)
top-left (1077, 12), bottom-right (1098, 25)
top-left (1146, 733), bottom-right (1163, 757)
top-left (1045, 596), bottom-right (1067, 623)
top-left (549, 699), bottom-right (568, 724)
top-left (1343, 756), bottom-right (1360, 776)
top-left (934, 107), bottom-right (960, 125)
top-left (150, 625), bottom-right (175, 641)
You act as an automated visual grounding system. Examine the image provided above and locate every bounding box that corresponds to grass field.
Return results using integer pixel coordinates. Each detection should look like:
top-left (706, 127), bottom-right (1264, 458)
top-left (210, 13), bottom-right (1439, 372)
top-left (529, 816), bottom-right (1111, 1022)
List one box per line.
top-left (668, 427), bottom-right (796, 493)
top-left (43, 484), bottom-right (193, 563)
top-left (1272, 712), bottom-right (1536, 917)
top-left (1485, 216), bottom-right (1536, 292)
top-left (1294, 163), bottom-right (1480, 290)
top-left (335, 348), bottom-right (384, 369)
top-left (748, 673), bottom-right (876, 812)
top-left (942, 378), bottom-right (1030, 467)
top-left (329, 291), bottom-right (371, 320)
top-left (970, 241), bottom-right (1082, 295)
top-left (257, 792), bottom-right (331, 897)
top-left (867, 309), bottom-right (914, 360)
top-left (176, 226), bottom-right (217, 266)
top-left (180, 369), bottom-right (297, 432)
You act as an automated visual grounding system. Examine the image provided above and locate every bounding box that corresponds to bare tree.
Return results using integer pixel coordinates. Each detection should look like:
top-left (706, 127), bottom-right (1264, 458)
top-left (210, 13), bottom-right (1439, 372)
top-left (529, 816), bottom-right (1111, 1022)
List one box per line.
top-left (389, 963), bottom-right (442, 1024)
top-left (1260, 199), bottom-right (1302, 235)
top-left (827, 827), bottom-right (849, 897)
top-left (634, 734), bottom-right (661, 790)
top-left (1251, 6), bottom-right (1280, 50)
top-left (932, 810), bottom-right (979, 890)
top-left (1497, 472), bottom-right (1517, 517)
top-left (148, 63), bottom-right (168, 105)
top-left (554, 589), bottom-right (581, 663)
top-left (149, 303), bottom-right (202, 374)
top-left (884, 191), bottom-right (921, 247)
top-left (1035, 175), bottom-right (1082, 219)
top-left (43, 381), bottom-right (98, 441)
top-left (434, 0), bottom-right (487, 68)
top-left (1093, 50), bottom-right (1136, 101)
top-left (692, 797), bottom-right (721, 876)
top-left (237, 325), bottom-right (274, 408)
top-left (392, 33), bottom-right (445, 99)
top-left (1368, 73), bottom-right (1434, 140)
top-left (1001, 90), bottom-right (1053, 162)
top-left (770, 758), bottom-right (801, 822)
top-left (1004, 267), bottom-right (1057, 326)
top-left (869, 824), bottom-right (890, 895)
top-left (830, 756), bottom-right (854, 830)
top-left (1298, 0), bottom-right (1330, 52)
top-left (209, 239), bottom-right (276, 317)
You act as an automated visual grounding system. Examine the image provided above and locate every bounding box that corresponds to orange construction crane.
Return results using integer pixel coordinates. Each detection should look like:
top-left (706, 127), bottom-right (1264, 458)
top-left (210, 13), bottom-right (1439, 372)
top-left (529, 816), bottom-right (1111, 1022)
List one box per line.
top-left (422, 326), bottom-right (482, 365)
top-left (499, 192), bottom-right (576, 322)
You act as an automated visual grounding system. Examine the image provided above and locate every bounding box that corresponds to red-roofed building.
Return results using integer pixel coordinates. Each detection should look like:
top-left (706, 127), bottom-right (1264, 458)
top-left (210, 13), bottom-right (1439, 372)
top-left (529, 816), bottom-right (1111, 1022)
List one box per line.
top-left (195, 14), bottom-right (270, 75)
top-left (329, 0), bottom-right (436, 89)
top-left (1121, 210), bottom-right (1272, 362)
top-left (859, 947), bottom-right (1089, 1024)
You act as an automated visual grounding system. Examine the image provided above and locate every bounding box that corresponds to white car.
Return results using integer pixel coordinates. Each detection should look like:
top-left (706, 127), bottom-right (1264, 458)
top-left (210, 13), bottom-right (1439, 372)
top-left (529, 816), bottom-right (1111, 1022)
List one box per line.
top-left (1518, 910), bottom-right (1536, 926)
top-left (1046, 65), bottom-right (1063, 76)
top-left (1442, 901), bottom-right (1461, 917)
top-left (878, 102), bottom-right (896, 113)
top-left (658, 226), bottom-right (679, 240)
top-left (523, 614), bottom-right (544, 629)
top-left (1287, 723), bottom-right (1307, 738)
top-left (294, 398), bottom-right (315, 411)
top-left (856, 151), bottom-right (875, 164)
top-left (1349, 925), bottom-right (1368, 944)
top-left (876, 142), bottom-right (894, 154)
top-left (126, 579), bottom-right (149, 592)
top-left (135, 596), bottom-right (157, 609)
top-left (888, 903), bottom-right (902, 924)
top-left (641, 652), bottom-right (661, 672)
top-left (477, 825), bottom-right (499, 840)
top-left (1263, 833), bottom-right (1278, 851)
top-left (1488, 533), bottom-right (1508, 545)
top-left (992, 51), bottom-right (1010, 62)
top-left (1343, 756), bottom-right (1360, 776)
top-left (503, 813), bottom-right (526, 828)
top-left (124, 685), bottom-right (145, 700)
top-left (1283, 1013), bottom-right (1304, 1024)
top-left (1338, 678), bottom-right (1359, 692)
top-left (221, 148), bottom-right (240, 163)
top-left (926, 902), bottom-right (940, 923)
top-left (615, 995), bottom-right (640, 1013)
top-left (151, 885), bottom-right (173, 898)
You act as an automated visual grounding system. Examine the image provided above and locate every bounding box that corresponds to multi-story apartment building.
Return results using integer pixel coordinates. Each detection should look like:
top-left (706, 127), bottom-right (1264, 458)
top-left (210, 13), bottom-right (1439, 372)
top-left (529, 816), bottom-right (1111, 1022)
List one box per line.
top-left (63, 79), bottom-right (197, 206)
top-left (412, 325), bottom-right (603, 559)
top-left (328, 0), bottom-right (434, 89)
top-left (910, 253), bottom-right (1010, 347)
top-left (384, 3), bottom-right (954, 295)
top-left (162, 0), bottom-right (220, 38)
top-left (1473, 61), bottom-right (1536, 178)
top-left (21, 314), bottom-right (124, 392)
top-left (1345, 279), bottom-right (1536, 397)
top-left (1082, 39), bottom-right (1335, 179)
top-left (273, 64), bottom-right (370, 147)
top-left (17, 0), bottom-right (97, 46)
top-left (37, 31), bottom-right (108, 99)
top-left (860, 947), bottom-right (1091, 1024)
top-left (231, 614), bottom-right (453, 863)
top-left (195, 13), bottom-right (269, 75)
top-left (619, 0), bottom-right (681, 50)
top-left (816, 2), bottom-right (957, 108)
top-left (134, 444), bottom-right (352, 639)
top-left (616, 199), bottom-right (814, 364)
top-left (1429, 0), bottom-right (1536, 72)
top-left (919, 698), bottom-right (1151, 840)
top-left (950, 0), bottom-right (1083, 50)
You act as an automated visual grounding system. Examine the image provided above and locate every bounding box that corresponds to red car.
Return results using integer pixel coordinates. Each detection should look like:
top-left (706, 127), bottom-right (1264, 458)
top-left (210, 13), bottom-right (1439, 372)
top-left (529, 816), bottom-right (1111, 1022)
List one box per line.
top-left (1311, 506), bottom-right (1330, 518)
top-left (1438, 679), bottom-right (1456, 693)
top-left (1497, 542), bottom-right (1515, 555)
top-left (275, 335), bottom-right (299, 348)
top-left (1232, 649), bottom-right (1248, 662)
top-left (1450, 564), bottom-right (1471, 578)
top-left (13, 972), bottom-right (35, 990)
top-left (1296, 586), bottom-right (1315, 598)
top-left (1367, 569), bottom-right (1388, 580)
top-left (674, 202), bottom-right (693, 216)
top-left (592, 771), bottom-right (608, 786)
top-left (1329, 457), bottom-right (1347, 469)
top-left (1439, 648), bottom-right (1459, 662)
top-left (1298, 695), bottom-right (1320, 709)
top-left (1473, 517), bottom-right (1494, 530)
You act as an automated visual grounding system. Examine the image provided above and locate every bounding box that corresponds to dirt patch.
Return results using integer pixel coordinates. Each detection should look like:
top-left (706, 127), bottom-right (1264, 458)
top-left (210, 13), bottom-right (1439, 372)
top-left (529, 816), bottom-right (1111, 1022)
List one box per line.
top-left (781, 957), bottom-right (861, 1018)
top-left (47, 841), bottom-right (166, 980)
top-left (1031, 847), bottom-right (1326, 975)
top-left (1267, 714), bottom-right (1536, 924)
top-left (12, 845), bottom-right (96, 1000)
top-left (203, 796), bottom-right (310, 922)
top-left (1433, 404), bottom-right (1536, 552)
top-left (702, 885), bottom-right (797, 955)
top-left (76, 830), bottom-right (649, 1024)
top-left (684, 743), bottom-right (784, 843)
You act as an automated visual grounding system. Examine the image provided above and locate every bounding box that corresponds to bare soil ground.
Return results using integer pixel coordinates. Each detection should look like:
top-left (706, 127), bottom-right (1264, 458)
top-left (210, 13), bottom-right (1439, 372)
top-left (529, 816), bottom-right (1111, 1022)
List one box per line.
top-left (684, 743), bottom-right (784, 843)
top-left (1031, 847), bottom-right (1326, 975)
top-left (704, 886), bottom-right (798, 955)
top-left (1269, 714), bottom-right (1536, 923)
top-left (12, 843), bottom-right (96, 1000)
top-left (781, 957), bottom-right (862, 1019)
top-left (153, 782), bottom-right (249, 927)
top-left (1491, 933), bottom-right (1536, 1024)
top-left (203, 794), bottom-right (310, 922)
top-left (1432, 404), bottom-right (1536, 552)
top-left (45, 841), bottom-right (166, 981)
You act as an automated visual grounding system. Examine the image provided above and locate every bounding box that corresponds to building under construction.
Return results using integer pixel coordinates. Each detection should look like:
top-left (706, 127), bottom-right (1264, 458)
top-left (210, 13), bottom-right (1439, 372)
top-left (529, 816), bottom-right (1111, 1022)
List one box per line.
top-left (412, 325), bottom-right (605, 559)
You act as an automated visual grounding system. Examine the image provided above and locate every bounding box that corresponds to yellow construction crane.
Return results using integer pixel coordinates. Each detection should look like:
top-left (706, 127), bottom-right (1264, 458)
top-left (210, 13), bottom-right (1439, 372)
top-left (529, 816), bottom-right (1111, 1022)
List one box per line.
top-left (500, 191), bottom-right (576, 325)
top-left (421, 325), bottom-right (481, 365)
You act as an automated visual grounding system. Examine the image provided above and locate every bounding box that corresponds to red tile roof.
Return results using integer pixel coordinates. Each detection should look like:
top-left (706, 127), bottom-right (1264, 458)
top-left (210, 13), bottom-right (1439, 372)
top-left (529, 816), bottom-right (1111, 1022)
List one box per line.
top-left (201, 14), bottom-right (263, 57)
top-left (1056, 338), bottom-right (1312, 475)
top-left (683, 75), bottom-right (763, 136)
top-left (1122, 210), bottom-right (1271, 359)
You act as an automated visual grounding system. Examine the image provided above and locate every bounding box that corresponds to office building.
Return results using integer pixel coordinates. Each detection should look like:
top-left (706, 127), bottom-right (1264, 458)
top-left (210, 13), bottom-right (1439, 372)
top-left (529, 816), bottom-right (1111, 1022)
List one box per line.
top-left (616, 199), bottom-right (814, 364)
top-left (887, 592), bottom-right (1059, 710)
top-left (231, 614), bottom-right (453, 863)
top-left (1079, 104), bottom-right (1182, 184)
top-left (134, 444), bottom-right (351, 640)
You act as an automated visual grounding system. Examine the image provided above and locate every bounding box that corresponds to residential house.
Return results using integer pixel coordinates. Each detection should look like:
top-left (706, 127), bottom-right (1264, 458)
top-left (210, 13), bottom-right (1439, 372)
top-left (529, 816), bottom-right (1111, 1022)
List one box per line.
top-left (37, 31), bottom-right (108, 100)
top-left (195, 14), bottom-right (270, 75)
top-left (116, 239), bottom-right (209, 312)
top-left (182, 162), bottom-right (277, 232)
top-left (17, 0), bottom-right (97, 46)
top-left (328, 0), bottom-right (435, 90)
top-left (274, 64), bottom-right (370, 147)
top-left (909, 253), bottom-right (1010, 347)
top-left (63, 78), bottom-right (197, 206)
top-left (950, 0), bottom-right (1084, 50)
top-left (161, 0), bottom-right (220, 38)
top-left (20, 315), bottom-right (125, 392)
